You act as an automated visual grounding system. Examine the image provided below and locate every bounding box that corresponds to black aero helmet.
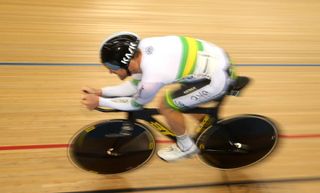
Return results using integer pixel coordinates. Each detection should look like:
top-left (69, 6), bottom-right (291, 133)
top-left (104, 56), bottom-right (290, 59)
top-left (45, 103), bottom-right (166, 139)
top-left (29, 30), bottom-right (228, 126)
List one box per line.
top-left (100, 32), bottom-right (140, 71)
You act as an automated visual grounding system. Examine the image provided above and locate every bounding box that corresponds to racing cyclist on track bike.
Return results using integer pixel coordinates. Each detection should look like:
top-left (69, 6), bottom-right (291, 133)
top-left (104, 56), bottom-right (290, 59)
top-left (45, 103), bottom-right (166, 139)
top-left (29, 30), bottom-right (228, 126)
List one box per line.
top-left (81, 32), bottom-right (236, 162)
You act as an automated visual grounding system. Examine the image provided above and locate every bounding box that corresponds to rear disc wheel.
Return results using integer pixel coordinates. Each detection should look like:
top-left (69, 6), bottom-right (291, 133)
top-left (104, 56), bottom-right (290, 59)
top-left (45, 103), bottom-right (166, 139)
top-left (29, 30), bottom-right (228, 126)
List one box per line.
top-left (196, 115), bottom-right (278, 169)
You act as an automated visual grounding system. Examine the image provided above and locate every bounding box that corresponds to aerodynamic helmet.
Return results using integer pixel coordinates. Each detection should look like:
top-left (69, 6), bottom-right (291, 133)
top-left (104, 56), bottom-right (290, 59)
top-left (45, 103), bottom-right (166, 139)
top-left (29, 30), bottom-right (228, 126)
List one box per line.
top-left (100, 32), bottom-right (140, 71)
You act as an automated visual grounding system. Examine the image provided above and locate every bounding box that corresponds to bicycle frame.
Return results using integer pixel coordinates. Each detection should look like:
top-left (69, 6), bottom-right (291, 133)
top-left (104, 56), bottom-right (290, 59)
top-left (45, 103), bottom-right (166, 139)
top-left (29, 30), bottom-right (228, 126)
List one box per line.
top-left (95, 94), bottom-right (226, 142)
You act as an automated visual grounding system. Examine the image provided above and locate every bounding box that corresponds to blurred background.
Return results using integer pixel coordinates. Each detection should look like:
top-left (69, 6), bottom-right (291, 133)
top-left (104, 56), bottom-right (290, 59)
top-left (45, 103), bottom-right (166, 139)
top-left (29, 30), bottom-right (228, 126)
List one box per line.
top-left (1, 0), bottom-right (319, 64)
top-left (0, 0), bottom-right (319, 192)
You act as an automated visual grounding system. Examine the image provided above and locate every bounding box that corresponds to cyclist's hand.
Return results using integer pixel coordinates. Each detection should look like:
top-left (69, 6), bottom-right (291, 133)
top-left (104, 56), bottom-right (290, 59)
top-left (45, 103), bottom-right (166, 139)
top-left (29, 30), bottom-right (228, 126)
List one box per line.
top-left (81, 86), bottom-right (102, 96)
top-left (81, 93), bottom-right (99, 110)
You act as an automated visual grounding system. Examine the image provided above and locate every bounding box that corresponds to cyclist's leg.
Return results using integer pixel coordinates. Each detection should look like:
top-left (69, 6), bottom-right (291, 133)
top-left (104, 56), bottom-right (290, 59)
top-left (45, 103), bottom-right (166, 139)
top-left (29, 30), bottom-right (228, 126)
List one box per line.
top-left (159, 79), bottom-right (212, 135)
top-left (158, 99), bottom-right (200, 161)
top-left (158, 69), bottom-right (232, 161)
top-left (158, 79), bottom-right (223, 161)
top-left (167, 71), bottom-right (230, 111)
top-left (191, 113), bottom-right (206, 122)
top-left (159, 99), bottom-right (186, 136)
top-left (158, 81), bottom-right (213, 161)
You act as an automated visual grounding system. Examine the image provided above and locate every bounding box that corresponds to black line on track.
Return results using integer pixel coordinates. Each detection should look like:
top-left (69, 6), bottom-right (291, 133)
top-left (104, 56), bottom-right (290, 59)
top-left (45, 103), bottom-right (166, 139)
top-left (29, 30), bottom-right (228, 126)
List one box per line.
top-left (1, 62), bottom-right (320, 67)
top-left (60, 176), bottom-right (320, 193)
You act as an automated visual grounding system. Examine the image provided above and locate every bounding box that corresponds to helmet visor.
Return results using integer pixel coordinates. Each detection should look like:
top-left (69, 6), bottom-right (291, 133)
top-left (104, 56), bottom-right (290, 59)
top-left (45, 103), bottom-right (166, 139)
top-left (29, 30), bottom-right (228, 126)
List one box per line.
top-left (103, 62), bottom-right (122, 71)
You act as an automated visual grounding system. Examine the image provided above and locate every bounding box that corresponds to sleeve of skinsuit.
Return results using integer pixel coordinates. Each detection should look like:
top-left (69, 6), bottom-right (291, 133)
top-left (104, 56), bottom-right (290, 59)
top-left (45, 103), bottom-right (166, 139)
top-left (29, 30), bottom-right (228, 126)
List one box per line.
top-left (101, 74), bottom-right (142, 97)
top-left (101, 81), bottom-right (138, 97)
top-left (98, 82), bottom-right (164, 111)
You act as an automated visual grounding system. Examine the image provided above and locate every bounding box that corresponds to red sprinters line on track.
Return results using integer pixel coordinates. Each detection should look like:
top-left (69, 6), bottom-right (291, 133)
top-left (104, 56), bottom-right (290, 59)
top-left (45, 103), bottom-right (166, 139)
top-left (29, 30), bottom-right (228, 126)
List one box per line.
top-left (0, 144), bottom-right (69, 151)
top-left (0, 134), bottom-right (319, 151)
top-left (278, 134), bottom-right (320, 139)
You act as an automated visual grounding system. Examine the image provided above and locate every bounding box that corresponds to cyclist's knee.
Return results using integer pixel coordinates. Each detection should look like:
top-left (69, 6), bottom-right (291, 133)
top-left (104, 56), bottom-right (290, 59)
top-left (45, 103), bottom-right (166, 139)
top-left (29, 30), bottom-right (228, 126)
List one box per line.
top-left (163, 91), bottom-right (184, 112)
top-left (159, 98), bottom-right (166, 111)
top-left (159, 94), bottom-right (180, 114)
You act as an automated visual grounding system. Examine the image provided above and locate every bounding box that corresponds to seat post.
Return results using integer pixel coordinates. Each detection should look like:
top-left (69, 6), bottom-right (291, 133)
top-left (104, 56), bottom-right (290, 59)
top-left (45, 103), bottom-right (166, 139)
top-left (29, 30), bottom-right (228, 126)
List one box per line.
top-left (212, 94), bottom-right (227, 122)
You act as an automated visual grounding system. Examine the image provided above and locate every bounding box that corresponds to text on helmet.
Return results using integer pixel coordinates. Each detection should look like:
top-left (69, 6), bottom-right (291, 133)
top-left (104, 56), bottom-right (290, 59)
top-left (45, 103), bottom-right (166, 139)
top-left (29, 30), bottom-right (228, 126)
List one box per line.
top-left (121, 42), bottom-right (138, 65)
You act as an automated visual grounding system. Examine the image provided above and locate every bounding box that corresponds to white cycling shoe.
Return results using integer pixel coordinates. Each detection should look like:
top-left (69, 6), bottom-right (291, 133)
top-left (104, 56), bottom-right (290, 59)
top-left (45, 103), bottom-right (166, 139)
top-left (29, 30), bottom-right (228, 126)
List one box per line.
top-left (157, 144), bottom-right (200, 162)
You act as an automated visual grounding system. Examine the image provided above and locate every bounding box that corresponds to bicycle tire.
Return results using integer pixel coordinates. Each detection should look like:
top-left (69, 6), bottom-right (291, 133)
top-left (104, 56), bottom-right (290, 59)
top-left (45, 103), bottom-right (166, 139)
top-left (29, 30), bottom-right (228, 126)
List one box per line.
top-left (68, 119), bottom-right (156, 174)
top-left (196, 114), bottom-right (278, 169)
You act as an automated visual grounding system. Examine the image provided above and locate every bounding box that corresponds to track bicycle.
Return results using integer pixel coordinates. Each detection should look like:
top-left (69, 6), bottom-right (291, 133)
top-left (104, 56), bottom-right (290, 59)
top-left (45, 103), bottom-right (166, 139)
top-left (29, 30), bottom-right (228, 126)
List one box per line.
top-left (68, 76), bottom-right (278, 174)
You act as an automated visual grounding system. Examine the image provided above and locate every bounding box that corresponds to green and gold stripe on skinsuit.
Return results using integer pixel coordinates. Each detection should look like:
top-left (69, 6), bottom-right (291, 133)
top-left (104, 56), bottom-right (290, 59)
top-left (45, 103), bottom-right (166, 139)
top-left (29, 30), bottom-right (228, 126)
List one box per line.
top-left (176, 36), bottom-right (204, 79)
top-left (165, 90), bottom-right (181, 111)
top-left (165, 36), bottom-right (204, 111)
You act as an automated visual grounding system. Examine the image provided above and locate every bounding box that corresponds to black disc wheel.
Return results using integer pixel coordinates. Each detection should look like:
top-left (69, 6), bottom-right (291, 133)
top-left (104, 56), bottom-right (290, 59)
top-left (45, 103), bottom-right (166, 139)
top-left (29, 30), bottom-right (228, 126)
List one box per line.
top-left (196, 115), bottom-right (278, 169)
top-left (68, 119), bottom-right (155, 174)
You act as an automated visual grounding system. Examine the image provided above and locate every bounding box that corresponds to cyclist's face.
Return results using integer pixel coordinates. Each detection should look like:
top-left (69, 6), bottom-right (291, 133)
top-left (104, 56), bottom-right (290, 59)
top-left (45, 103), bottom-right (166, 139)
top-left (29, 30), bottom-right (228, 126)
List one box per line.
top-left (109, 68), bottom-right (128, 80)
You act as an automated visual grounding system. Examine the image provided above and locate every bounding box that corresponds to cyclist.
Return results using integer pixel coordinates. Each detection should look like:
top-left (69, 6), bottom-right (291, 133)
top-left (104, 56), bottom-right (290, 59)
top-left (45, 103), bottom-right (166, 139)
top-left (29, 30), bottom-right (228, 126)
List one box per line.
top-left (81, 32), bottom-right (236, 162)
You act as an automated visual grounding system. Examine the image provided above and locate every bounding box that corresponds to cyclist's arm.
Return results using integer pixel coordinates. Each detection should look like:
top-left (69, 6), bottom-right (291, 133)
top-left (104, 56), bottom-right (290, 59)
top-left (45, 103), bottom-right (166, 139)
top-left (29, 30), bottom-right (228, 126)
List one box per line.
top-left (98, 82), bottom-right (163, 111)
top-left (101, 80), bottom-right (138, 97)
top-left (101, 74), bottom-right (142, 97)
top-left (98, 97), bottom-right (142, 111)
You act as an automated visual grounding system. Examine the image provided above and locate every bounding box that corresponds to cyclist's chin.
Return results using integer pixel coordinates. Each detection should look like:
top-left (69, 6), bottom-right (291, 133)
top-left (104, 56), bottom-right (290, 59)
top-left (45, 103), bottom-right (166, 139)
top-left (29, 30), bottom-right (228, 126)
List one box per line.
top-left (118, 74), bottom-right (128, 80)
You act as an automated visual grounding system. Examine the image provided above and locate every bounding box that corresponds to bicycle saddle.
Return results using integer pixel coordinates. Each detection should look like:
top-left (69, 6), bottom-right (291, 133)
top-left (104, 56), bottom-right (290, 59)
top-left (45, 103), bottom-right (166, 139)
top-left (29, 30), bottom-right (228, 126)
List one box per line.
top-left (228, 76), bottom-right (251, 96)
